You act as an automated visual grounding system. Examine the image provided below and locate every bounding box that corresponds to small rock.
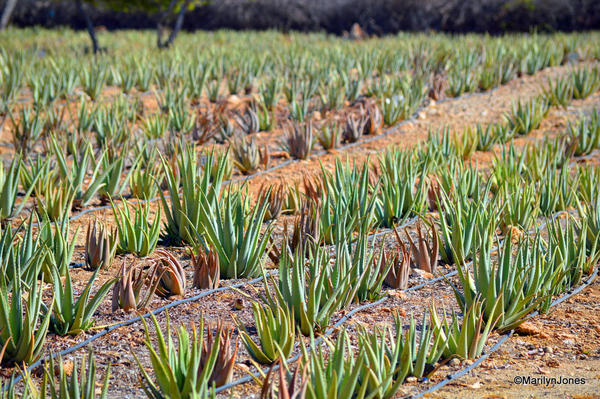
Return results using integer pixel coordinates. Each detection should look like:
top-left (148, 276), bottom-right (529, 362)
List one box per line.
top-left (405, 376), bottom-right (418, 383)
top-left (449, 358), bottom-right (461, 367)
top-left (563, 339), bottom-right (575, 346)
top-left (546, 359), bottom-right (560, 368)
top-left (233, 298), bottom-right (244, 310)
top-left (543, 346), bottom-right (553, 354)
top-left (55, 360), bottom-right (74, 377)
top-left (226, 95), bottom-right (243, 107)
top-left (418, 112), bottom-right (426, 120)
top-left (429, 100), bottom-right (436, 107)
top-left (411, 268), bottom-right (434, 279)
top-left (515, 322), bottom-right (545, 337)
top-left (468, 381), bottom-right (481, 389)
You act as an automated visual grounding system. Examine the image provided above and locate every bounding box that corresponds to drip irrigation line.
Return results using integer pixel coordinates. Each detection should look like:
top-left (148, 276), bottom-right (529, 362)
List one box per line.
top-left (214, 209), bottom-right (571, 394)
top-left (14, 212), bottom-right (426, 387)
top-left (411, 266), bottom-right (598, 398)
top-left (10, 273), bottom-right (275, 387)
top-left (17, 74), bottom-right (521, 227)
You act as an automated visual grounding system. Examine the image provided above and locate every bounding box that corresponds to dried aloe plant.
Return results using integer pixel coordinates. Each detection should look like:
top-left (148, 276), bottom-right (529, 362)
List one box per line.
top-left (112, 260), bottom-right (161, 312)
top-left (405, 222), bottom-right (439, 274)
top-left (363, 105), bottom-right (383, 135)
top-left (230, 136), bottom-right (269, 174)
top-left (85, 220), bottom-right (117, 270)
top-left (260, 359), bottom-right (308, 399)
top-left (342, 113), bottom-right (367, 143)
top-left (284, 202), bottom-right (320, 255)
top-left (258, 183), bottom-right (286, 221)
top-left (153, 249), bottom-right (186, 297)
top-left (375, 227), bottom-right (411, 289)
top-left (191, 247), bottom-right (220, 290)
top-left (202, 321), bottom-right (238, 387)
top-left (281, 122), bottom-right (314, 160)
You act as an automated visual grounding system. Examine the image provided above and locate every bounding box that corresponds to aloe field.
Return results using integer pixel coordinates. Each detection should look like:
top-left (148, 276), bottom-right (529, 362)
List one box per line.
top-left (0, 29), bottom-right (599, 398)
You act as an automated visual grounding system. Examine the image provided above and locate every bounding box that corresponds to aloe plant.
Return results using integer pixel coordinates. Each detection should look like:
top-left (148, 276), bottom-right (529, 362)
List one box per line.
top-left (301, 331), bottom-right (364, 399)
top-left (20, 155), bottom-right (53, 197)
top-left (52, 138), bottom-right (113, 209)
top-left (437, 193), bottom-right (487, 265)
top-left (50, 267), bottom-right (115, 336)
top-left (191, 186), bottom-right (273, 279)
top-left (504, 98), bottom-right (549, 136)
top-left (0, 215), bottom-right (46, 287)
top-left (452, 127), bottom-right (478, 160)
top-left (112, 200), bottom-right (161, 257)
top-left (98, 150), bottom-right (142, 201)
top-left (43, 350), bottom-right (111, 399)
top-left (571, 66), bottom-right (600, 99)
top-left (376, 149), bottom-right (427, 228)
top-left (566, 111), bottom-right (600, 156)
top-left (355, 311), bottom-right (445, 396)
top-left (319, 158), bottom-right (378, 242)
top-left (449, 233), bottom-right (558, 333)
top-left (38, 215), bottom-right (77, 278)
top-left (0, 272), bottom-right (51, 365)
top-left (34, 178), bottom-right (77, 221)
top-left (133, 312), bottom-right (227, 398)
top-left (547, 216), bottom-right (596, 288)
top-left (474, 123), bottom-right (498, 151)
top-left (237, 301), bottom-right (295, 364)
top-left (267, 242), bottom-right (356, 336)
top-left (0, 155), bottom-right (40, 223)
top-left (538, 166), bottom-right (578, 216)
top-left (160, 145), bottom-right (228, 246)
top-left (130, 158), bottom-right (164, 200)
top-left (318, 121), bottom-right (342, 150)
top-left (430, 298), bottom-right (500, 360)
top-left (542, 76), bottom-right (573, 107)
top-left (9, 107), bottom-right (45, 155)
top-left (577, 191), bottom-right (600, 255)
top-left (498, 182), bottom-right (539, 232)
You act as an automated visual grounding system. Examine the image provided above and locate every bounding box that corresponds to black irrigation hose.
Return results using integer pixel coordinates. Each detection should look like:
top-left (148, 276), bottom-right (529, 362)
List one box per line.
top-left (21, 61), bottom-right (597, 227)
top-left (19, 71), bottom-right (516, 226)
top-left (411, 266), bottom-right (599, 399)
top-left (10, 273), bottom-right (275, 387)
top-left (214, 210), bottom-right (572, 394)
top-left (12, 211), bottom-right (424, 387)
